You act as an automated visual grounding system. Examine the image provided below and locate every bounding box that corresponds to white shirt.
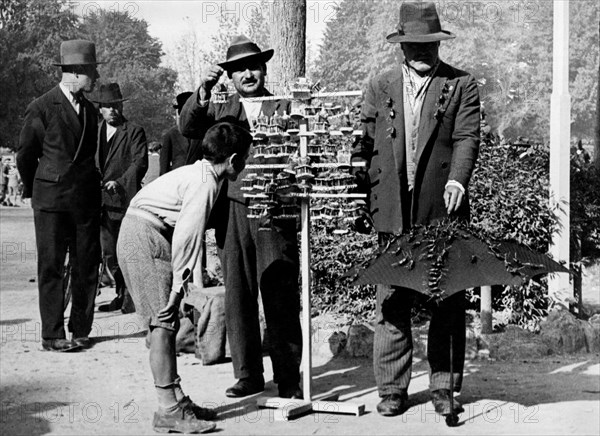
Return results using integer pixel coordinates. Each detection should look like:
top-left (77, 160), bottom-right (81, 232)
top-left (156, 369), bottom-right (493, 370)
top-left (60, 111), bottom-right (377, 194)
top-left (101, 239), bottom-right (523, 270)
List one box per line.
top-left (240, 98), bottom-right (263, 126)
top-left (106, 123), bottom-right (117, 142)
top-left (129, 159), bottom-right (223, 294)
top-left (59, 82), bottom-right (81, 114)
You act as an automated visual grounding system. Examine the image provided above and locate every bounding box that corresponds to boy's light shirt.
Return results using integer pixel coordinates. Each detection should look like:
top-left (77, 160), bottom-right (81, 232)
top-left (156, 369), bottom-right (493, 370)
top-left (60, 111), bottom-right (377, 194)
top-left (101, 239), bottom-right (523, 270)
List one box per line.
top-left (129, 159), bottom-right (223, 295)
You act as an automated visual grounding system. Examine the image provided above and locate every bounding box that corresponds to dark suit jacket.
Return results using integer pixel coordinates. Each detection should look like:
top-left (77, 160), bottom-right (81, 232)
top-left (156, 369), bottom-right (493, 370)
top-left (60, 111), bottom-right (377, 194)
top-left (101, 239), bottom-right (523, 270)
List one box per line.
top-left (17, 85), bottom-right (101, 211)
top-left (160, 126), bottom-right (191, 175)
top-left (96, 119), bottom-right (148, 219)
top-left (179, 90), bottom-right (291, 204)
top-left (353, 62), bottom-right (480, 234)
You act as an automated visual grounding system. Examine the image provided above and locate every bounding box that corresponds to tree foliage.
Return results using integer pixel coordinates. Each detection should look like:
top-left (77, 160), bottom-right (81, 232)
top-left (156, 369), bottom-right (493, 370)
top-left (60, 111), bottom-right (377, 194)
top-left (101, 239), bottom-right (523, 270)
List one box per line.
top-left (0, 0), bottom-right (80, 149)
top-left (314, 0), bottom-right (599, 141)
top-left (80, 9), bottom-right (177, 142)
top-left (0, 1), bottom-right (178, 147)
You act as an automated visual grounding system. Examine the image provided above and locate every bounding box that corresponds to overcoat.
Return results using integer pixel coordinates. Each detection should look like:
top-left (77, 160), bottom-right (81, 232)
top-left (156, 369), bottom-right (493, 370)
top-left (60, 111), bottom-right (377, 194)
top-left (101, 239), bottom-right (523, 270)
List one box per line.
top-left (353, 61), bottom-right (480, 234)
top-left (96, 119), bottom-right (148, 218)
top-left (17, 85), bottom-right (101, 211)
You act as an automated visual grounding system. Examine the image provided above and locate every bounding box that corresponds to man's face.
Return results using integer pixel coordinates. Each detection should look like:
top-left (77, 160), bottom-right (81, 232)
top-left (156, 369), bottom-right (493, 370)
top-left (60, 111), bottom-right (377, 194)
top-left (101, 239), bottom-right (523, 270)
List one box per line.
top-left (230, 61), bottom-right (266, 97)
top-left (401, 42), bottom-right (440, 73)
top-left (99, 102), bottom-right (123, 126)
top-left (77, 65), bottom-right (100, 93)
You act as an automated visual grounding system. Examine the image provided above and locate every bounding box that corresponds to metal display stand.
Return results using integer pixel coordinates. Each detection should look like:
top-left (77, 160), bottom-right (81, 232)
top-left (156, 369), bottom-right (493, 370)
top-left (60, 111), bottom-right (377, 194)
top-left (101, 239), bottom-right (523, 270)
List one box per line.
top-left (233, 84), bottom-right (367, 419)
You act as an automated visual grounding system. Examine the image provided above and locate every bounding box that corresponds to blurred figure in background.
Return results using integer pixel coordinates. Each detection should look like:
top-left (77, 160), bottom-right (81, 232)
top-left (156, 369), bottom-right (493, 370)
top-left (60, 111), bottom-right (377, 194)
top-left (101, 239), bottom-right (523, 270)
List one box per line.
top-left (94, 83), bottom-right (148, 314)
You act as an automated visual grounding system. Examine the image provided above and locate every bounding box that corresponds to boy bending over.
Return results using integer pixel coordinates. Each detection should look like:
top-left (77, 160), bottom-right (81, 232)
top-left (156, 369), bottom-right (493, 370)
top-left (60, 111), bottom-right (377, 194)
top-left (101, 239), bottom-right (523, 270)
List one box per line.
top-left (117, 122), bottom-right (252, 434)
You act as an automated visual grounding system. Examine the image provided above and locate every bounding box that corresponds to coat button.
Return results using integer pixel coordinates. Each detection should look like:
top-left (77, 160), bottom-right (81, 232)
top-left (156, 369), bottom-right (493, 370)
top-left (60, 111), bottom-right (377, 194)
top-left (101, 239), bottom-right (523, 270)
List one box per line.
top-left (374, 194), bottom-right (378, 200)
top-left (378, 168), bottom-right (382, 173)
top-left (441, 162), bottom-right (448, 169)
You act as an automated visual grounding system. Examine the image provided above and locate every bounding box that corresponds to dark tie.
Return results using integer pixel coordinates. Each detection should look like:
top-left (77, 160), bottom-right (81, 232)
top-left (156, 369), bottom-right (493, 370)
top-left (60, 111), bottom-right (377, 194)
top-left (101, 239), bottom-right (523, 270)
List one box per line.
top-left (71, 92), bottom-right (85, 125)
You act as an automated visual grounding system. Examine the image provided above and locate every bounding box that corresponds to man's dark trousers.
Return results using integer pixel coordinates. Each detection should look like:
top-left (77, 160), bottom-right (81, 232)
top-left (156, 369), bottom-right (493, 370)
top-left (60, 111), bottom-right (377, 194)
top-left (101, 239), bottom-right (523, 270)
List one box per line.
top-left (374, 283), bottom-right (466, 395)
top-left (220, 201), bottom-right (302, 385)
top-left (100, 211), bottom-right (126, 296)
top-left (34, 208), bottom-right (100, 339)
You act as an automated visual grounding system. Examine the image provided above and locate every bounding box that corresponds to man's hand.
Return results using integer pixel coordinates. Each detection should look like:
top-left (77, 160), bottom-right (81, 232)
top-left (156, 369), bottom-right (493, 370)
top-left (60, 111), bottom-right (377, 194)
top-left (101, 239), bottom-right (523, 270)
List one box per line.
top-left (157, 291), bottom-right (183, 324)
top-left (444, 185), bottom-right (464, 214)
top-left (103, 181), bottom-right (120, 195)
top-left (350, 200), bottom-right (373, 234)
top-left (200, 65), bottom-right (225, 100)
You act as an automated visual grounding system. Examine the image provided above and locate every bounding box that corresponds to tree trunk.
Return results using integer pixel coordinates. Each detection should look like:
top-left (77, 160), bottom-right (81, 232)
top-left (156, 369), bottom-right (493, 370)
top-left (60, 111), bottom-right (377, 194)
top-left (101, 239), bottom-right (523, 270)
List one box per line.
top-left (595, 22), bottom-right (600, 170)
top-left (268, 0), bottom-right (306, 95)
top-left (594, 23), bottom-right (600, 170)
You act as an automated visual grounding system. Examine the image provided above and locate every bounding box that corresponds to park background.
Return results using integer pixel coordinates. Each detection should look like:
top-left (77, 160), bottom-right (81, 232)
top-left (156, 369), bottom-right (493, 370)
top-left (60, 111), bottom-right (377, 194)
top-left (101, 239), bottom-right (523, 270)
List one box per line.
top-left (1, 1), bottom-right (600, 435)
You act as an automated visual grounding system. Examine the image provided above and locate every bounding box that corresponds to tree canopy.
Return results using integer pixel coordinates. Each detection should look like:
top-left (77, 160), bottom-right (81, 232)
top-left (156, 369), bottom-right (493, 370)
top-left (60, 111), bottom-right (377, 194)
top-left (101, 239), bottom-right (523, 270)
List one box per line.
top-left (0, 0), bottom-right (177, 148)
top-left (314, 0), bottom-right (599, 141)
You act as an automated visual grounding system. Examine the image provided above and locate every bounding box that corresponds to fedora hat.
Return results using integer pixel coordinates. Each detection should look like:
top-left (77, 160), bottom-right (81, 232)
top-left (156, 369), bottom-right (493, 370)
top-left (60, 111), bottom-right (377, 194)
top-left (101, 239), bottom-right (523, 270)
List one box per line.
top-left (92, 83), bottom-right (128, 104)
top-left (173, 91), bottom-right (193, 110)
top-left (53, 39), bottom-right (104, 66)
top-left (218, 35), bottom-right (274, 71)
top-left (387, 2), bottom-right (455, 43)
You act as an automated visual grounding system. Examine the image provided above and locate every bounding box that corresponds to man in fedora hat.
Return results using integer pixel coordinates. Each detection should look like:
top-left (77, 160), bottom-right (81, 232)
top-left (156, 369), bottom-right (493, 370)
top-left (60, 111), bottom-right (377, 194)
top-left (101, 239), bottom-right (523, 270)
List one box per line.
top-left (94, 83), bottom-right (148, 314)
top-left (180, 35), bottom-right (303, 399)
top-left (17, 39), bottom-right (102, 352)
top-left (352, 2), bottom-right (480, 417)
top-left (160, 91), bottom-right (197, 175)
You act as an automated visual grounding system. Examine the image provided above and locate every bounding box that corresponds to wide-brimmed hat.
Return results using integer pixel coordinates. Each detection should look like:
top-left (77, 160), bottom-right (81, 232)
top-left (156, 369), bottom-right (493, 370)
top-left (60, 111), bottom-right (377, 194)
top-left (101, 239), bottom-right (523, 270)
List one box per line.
top-left (217, 35), bottom-right (274, 71)
top-left (53, 39), bottom-right (104, 66)
top-left (92, 83), bottom-right (127, 105)
top-left (173, 92), bottom-right (193, 110)
top-left (387, 2), bottom-right (455, 43)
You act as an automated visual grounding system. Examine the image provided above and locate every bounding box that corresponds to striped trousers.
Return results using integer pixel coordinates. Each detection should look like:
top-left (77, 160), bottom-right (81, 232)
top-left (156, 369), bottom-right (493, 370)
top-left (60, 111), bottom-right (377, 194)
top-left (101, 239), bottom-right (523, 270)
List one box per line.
top-left (373, 284), bottom-right (466, 396)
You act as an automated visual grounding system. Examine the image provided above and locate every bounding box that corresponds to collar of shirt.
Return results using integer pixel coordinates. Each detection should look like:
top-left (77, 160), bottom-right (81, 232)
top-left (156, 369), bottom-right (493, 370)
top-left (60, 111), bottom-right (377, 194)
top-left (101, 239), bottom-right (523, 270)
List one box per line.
top-left (59, 82), bottom-right (82, 114)
top-left (106, 123), bottom-right (117, 142)
top-left (240, 98), bottom-right (263, 126)
top-left (402, 59), bottom-right (440, 109)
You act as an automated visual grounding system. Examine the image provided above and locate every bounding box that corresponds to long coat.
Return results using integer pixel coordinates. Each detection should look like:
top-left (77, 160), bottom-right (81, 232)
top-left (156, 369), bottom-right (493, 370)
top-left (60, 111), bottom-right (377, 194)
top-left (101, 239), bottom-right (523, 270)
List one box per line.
top-left (17, 85), bottom-right (101, 211)
top-left (179, 90), bottom-right (291, 204)
top-left (96, 119), bottom-right (148, 219)
top-left (353, 61), bottom-right (480, 234)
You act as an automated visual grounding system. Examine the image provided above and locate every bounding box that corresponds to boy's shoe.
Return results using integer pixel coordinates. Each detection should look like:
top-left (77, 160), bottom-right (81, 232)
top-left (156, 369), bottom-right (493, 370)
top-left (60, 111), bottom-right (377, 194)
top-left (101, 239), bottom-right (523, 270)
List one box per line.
top-left (152, 404), bottom-right (216, 434)
top-left (180, 396), bottom-right (217, 420)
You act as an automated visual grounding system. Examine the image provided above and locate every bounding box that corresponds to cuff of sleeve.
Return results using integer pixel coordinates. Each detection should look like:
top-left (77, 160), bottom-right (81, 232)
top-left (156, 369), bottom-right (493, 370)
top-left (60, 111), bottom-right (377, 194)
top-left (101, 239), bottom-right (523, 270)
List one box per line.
top-left (445, 180), bottom-right (465, 194)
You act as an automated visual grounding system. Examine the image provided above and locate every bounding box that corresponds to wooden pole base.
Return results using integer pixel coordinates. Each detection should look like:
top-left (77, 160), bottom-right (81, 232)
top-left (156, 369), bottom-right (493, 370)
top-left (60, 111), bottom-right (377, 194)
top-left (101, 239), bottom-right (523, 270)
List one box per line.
top-left (257, 394), bottom-right (365, 421)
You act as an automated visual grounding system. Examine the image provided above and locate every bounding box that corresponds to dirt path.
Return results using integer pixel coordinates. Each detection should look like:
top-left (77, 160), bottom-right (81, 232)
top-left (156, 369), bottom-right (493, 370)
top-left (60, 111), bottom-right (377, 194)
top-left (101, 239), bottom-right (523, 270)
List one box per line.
top-left (1, 206), bottom-right (599, 435)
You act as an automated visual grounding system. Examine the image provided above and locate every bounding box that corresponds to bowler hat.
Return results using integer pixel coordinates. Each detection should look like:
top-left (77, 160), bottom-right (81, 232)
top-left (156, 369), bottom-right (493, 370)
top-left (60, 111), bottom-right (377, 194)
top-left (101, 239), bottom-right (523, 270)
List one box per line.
top-left (387, 2), bottom-right (455, 43)
top-left (218, 35), bottom-right (274, 71)
top-left (173, 92), bottom-right (193, 110)
top-left (53, 39), bottom-right (104, 66)
top-left (92, 83), bottom-right (128, 104)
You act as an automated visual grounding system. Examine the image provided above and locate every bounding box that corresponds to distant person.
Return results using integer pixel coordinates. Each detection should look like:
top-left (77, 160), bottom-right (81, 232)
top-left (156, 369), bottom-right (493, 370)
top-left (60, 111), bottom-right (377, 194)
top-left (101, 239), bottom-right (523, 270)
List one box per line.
top-left (17, 40), bottom-right (102, 352)
top-left (6, 163), bottom-right (21, 206)
top-left (575, 139), bottom-right (591, 165)
top-left (0, 158), bottom-right (9, 205)
top-left (160, 92), bottom-right (195, 175)
top-left (352, 3), bottom-right (480, 418)
top-left (94, 83), bottom-right (148, 314)
top-left (143, 141), bottom-right (162, 186)
top-left (117, 122), bottom-right (252, 434)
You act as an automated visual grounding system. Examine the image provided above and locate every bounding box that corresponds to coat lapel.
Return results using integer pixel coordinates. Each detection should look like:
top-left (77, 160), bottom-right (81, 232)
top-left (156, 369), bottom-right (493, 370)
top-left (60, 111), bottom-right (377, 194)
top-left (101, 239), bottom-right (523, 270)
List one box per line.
top-left (54, 86), bottom-right (83, 140)
top-left (72, 98), bottom-right (92, 162)
top-left (415, 62), bottom-right (458, 165)
top-left (260, 91), bottom-right (279, 117)
top-left (103, 121), bottom-right (128, 171)
top-left (380, 70), bottom-right (405, 176)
